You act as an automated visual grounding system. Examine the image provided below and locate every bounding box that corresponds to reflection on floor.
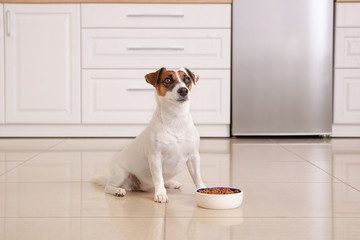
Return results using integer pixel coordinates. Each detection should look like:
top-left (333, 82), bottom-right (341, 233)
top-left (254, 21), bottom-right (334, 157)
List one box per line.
top-left (0, 137), bottom-right (360, 239)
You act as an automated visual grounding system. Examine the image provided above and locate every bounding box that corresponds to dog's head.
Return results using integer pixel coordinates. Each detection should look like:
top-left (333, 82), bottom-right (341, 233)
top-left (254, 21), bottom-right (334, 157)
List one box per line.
top-left (145, 67), bottom-right (199, 103)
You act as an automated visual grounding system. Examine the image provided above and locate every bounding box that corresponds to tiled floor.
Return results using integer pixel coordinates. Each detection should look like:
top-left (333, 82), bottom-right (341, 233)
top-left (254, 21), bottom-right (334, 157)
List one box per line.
top-left (0, 137), bottom-right (360, 240)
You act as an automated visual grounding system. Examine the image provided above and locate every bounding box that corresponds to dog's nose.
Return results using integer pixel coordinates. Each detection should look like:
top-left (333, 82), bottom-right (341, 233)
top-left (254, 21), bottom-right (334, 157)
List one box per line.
top-left (178, 87), bottom-right (188, 97)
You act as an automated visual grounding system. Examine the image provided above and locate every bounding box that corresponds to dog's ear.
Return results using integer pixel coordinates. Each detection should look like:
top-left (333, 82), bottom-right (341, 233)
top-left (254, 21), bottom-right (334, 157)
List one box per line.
top-left (184, 67), bottom-right (199, 85)
top-left (145, 67), bottom-right (166, 87)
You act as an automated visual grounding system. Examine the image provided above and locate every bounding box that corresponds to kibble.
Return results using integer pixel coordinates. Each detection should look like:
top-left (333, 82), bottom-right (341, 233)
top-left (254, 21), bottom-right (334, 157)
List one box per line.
top-left (198, 188), bottom-right (240, 194)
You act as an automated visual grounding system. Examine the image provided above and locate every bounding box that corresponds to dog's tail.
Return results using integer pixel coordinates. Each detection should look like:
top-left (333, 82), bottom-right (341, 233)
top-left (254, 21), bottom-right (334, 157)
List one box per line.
top-left (91, 175), bottom-right (108, 187)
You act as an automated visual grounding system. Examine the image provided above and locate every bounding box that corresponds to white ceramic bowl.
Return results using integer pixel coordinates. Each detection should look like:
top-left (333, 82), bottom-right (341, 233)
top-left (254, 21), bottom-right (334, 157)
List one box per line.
top-left (195, 187), bottom-right (243, 210)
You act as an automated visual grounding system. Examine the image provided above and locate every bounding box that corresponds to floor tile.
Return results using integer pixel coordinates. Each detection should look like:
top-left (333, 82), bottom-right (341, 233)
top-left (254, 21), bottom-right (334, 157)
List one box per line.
top-left (333, 218), bottom-right (360, 239)
top-left (81, 218), bottom-right (164, 240)
top-left (0, 161), bottom-right (5, 180)
top-left (199, 138), bottom-right (231, 152)
top-left (231, 144), bottom-right (305, 162)
top-left (0, 219), bottom-right (4, 240)
top-left (166, 182), bottom-right (360, 218)
top-left (280, 144), bottom-right (333, 172)
top-left (50, 138), bottom-right (131, 151)
top-left (0, 182), bottom-right (4, 217)
top-left (0, 151), bottom-right (40, 161)
top-left (241, 182), bottom-right (360, 218)
top-left (81, 183), bottom-right (166, 218)
top-left (5, 161), bottom-right (26, 172)
top-left (4, 218), bottom-right (81, 240)
top-left (332, 153), bottom-right (360, 191)
top-left (81, 151), bottom-right (120, 182)
top-left (3, 217), bottom-right (165, 240)
top-left (230, 138), bottom-right (274, 144)
top-left (166, 217), bottom-right (360, 240)
top-left (280, 144), bottom-right (333, 162)
top-left (231, 161), bottom-right (333, 183)
top-left (5, 182), bottom-right (81, 217)
top-left (271, 137), bottom-right (332, 144)
top-left (4, 152), bottom-right (81, 182)
top-left (0, 138), bottom-right (64, 152)
top-left (165, 218), bottom-right (335, 240)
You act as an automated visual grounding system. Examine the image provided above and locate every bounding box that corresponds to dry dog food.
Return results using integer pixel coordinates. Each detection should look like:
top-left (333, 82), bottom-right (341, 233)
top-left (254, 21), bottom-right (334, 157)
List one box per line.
top-left (198, 188), bottom-right (240, 194)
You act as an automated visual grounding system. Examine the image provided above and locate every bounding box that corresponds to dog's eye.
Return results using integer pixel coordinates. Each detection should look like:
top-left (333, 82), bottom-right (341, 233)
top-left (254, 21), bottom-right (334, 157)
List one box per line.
top-left (184, 77), bottom-right (191, 87)
top-left (163, 78), bottom-right (173, 85)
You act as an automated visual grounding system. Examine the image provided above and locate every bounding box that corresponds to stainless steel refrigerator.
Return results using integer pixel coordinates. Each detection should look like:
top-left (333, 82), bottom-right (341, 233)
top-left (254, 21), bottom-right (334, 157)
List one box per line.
top-left (232, 0), bottom-right (333, 136)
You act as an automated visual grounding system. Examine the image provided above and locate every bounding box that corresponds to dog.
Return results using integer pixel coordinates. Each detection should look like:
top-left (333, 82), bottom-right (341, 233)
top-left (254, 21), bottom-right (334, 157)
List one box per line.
top-left (92, 67), bottom-right (206, 203)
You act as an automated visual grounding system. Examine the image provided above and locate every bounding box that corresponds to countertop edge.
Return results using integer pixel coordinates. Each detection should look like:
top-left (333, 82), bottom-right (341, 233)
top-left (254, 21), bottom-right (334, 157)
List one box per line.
top-left (336, 0), bottom-right (360, 2)
top-left (0, 0), bottom-right (232, 3)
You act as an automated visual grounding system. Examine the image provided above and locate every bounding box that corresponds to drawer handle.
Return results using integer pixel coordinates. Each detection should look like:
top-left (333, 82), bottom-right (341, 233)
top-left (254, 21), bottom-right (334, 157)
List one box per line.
top-left (127, 87), bottom-right (154, 91)
top-left (127, 46), bottom-right (185, 51)
top-left (6, 10), bottom-right (11, 36)
top-left (126, 13), bottom-right (184, 18)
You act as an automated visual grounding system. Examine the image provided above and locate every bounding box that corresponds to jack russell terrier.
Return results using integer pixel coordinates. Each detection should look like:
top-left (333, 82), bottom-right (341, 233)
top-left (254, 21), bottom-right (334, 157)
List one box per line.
top-left (92, 67), bottom-right (206, 203)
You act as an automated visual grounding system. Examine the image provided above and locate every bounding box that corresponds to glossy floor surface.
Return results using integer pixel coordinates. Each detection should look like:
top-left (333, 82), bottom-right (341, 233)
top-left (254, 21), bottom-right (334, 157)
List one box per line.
top-left (0, 137), bottom-right (360, 240)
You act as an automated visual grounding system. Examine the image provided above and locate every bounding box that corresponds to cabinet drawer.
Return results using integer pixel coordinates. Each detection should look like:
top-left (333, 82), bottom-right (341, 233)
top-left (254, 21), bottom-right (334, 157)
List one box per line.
top-left (335, 28), bottom-right (360, 68)
top-left (82, 70), bottom-right (230, 124)
top-left (82, 29), bottom-right (230, 69)
top-left (81, 4), bottom-right (231, 28)
top-left (334, 69), bottom-right (360, 123)
top-left (336, 3), bottom-right (360, 27)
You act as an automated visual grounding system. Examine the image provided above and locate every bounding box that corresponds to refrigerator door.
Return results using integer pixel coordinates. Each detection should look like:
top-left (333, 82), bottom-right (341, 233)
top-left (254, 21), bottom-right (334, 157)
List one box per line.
top-left (232, 0), bottom-right (333, 135)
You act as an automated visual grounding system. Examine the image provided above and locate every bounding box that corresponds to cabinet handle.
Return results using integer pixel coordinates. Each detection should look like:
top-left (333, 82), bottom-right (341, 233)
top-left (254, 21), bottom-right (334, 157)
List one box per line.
top-left (126, 46), bottom-right (185, 51)
top-left (126, 87), bottom-right (154, 91)
top-left (6, 11), bottom-right (11, 36)
top-left (126, 13), bottom-right (184, 18)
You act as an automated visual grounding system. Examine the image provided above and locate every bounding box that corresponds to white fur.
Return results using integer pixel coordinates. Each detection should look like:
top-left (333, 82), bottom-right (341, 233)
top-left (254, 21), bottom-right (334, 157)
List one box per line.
top-left (92, 69), bottom-right (206, 203)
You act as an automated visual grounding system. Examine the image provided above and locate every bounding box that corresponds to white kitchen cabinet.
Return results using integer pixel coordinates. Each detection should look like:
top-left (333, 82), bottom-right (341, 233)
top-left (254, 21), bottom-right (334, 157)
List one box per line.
top-left (82, 70), bottom-right (230, 125)
top-left (0, 4), bottom-right (4, 124)
top-left (4, 4), bottom-right (81, 124)
top-left (82, 28), bottom-right (230, 69)
top-left (0, 3), bottom-right (231, 137)
top-left (333, 3), bottom-right (360, 136)
top-left (80, 3), bottom-right (231, 137)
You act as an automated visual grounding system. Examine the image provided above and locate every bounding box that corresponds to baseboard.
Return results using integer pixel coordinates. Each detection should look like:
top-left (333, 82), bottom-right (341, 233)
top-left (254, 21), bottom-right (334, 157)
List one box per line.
top-left (332, 124), bottom-right (360, 137)
top-left (0, 124), bottom-right (230, 137)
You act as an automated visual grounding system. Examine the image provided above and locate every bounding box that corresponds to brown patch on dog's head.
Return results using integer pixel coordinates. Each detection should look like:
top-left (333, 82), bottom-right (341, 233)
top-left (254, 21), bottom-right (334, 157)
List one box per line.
top-left (184, 67), bottom-right (199, 85)
top-left (145, 68), bottom-right (178, 96)
top-left (145, 67), bottom-right (166, 87)
top-left (145, 67), bottom-right (199, 97)
top-left (178, 69), bottom-right (193, 91)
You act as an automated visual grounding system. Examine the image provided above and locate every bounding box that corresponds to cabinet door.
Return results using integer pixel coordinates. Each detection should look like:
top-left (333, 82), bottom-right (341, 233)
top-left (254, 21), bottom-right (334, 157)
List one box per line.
top-left (4, 4), bottom-right (80, 123)
top-left (0, 4), bottom-right (4, 124)
top-left (334, 69), bottom-right (360, 123)
top-left (335, 28), bottom-right (360, 68)
top-left (82, 70), bottom-right (230, 124)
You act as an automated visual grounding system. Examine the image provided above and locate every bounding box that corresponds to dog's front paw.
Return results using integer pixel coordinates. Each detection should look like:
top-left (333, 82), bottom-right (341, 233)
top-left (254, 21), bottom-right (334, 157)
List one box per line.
top-left (165, 180), bottom-right (182, 189)
top-left (154, 192), bottom-right (168, 203)
top-left (115, 188), bottom-right (126, 197)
